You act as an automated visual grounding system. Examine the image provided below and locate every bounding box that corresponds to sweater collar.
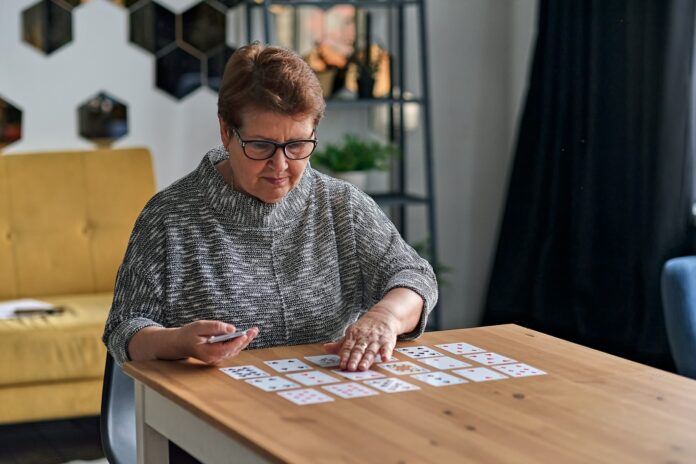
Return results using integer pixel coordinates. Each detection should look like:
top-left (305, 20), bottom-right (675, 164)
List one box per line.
top-left (196, 146), bottom-right (313, 227)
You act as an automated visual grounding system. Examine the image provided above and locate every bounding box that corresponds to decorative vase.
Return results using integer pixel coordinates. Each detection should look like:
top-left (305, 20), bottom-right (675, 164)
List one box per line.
top-left (333, 171), bottom-right (369, 190)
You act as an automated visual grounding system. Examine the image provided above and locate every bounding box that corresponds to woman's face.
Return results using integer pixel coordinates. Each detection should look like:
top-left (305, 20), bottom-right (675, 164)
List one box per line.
top-left (219, 110), bottom-right (315, 204)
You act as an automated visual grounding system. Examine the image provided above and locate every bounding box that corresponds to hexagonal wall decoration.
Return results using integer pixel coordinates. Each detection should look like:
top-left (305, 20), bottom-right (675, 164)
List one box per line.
top-left (22, 0), bottom-right (73, 55)
top-left (212, 0), bottom-right (243, 8)
top-left (78, 92), bottom-right (128, 146)
top-left (130, 0), bottom-right (176, 55)
top-left (156, 46), bottom-right (202, 99)
top-left (0, 96), bottom-right (23, 150)
top-left (207, 45), bottom-right (235, 92)
top-left (181, 1), bottom-right (226, 55)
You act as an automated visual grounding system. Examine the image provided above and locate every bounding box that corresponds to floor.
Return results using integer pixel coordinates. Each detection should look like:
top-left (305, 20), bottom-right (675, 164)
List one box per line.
top-left (0, 416), bottom-right (105, 464)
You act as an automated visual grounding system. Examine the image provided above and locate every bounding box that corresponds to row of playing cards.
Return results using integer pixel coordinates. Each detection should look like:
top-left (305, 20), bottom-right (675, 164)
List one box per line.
top-left (219, 343), bottom-right (547, 405)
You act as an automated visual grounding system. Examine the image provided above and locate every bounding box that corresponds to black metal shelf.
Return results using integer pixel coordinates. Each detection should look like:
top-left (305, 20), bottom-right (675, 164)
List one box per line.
top-left (326, 97), bottom-right (424, 108)
top-left (249, 0), bottom-right (440, 328)
top-left (248, 0), bottom-right (420, 8)
top-left (370, 193), bottom-right (429, 206)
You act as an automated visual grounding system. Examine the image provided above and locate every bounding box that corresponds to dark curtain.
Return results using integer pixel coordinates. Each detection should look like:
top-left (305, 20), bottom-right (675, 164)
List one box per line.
top-left (483, 0), bottom-right (695, 370)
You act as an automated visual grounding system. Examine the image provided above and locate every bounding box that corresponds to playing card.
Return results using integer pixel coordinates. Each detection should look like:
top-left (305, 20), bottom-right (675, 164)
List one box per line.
top-left (286, 370), bottom-right (341, 386)
top-left (322, 382), bottom-right (379, 399)
top-left (304, 354), bottom-right (341, 368)
top-left (492, 363), bottom-right (547, 377)
top-left (277, 388), bottom-right (335, 405)
top-left (374, 354), bottom-right (399, 363)
top-left (219, 365), bottom-right (269, 380)
top-left (245, 376), bottom-right (300, 392)
top-left (364, 378), bottom-right (420, 393)
top-left (435, 342), bottom-right (486, 355)
top-left (464, 352), bottom-right (517, 366)
top-left (419, 356), bottom-right (471, 370)
top-left (330, 369), bottom-right (385, 381)
top-left (378, 361), bottom-right (430, 375)
top-left (395, 346), bottom-right (443, 359)
top-left (410, 372), bottom-right (468, 387)
top-left (264, 358), bottom-right (312, 373)
top-left (453, 367), bottom-right (508, 382)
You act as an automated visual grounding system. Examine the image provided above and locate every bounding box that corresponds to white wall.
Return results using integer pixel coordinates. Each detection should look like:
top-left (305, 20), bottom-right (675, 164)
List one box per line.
top-left (428, 0), bottom-right (536, 329)
top-left (0, 0), bottom-right (537, 329)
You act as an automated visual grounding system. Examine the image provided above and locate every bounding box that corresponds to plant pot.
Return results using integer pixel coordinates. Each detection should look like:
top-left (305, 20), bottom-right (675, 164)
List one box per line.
top-left (333, 171), bottom-right (369, 190)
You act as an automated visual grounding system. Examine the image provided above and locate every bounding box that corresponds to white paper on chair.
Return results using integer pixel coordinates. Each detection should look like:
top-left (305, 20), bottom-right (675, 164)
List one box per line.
top-left (0, 299), bottom-right (57, 319)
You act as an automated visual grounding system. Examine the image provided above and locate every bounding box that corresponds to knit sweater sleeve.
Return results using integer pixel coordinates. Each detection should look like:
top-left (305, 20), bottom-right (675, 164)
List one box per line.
top-left (351, 187), bottom-right (439, 339)
top-left (102, 199), bottom-right (168, 365)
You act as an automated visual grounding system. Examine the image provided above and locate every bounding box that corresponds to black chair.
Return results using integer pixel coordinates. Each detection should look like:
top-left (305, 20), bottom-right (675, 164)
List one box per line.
top-left (100, 353), bottom-right (137, 464)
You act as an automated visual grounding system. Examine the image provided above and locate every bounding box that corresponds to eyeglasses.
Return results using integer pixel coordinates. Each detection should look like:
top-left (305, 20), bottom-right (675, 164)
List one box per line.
top-left (232, 128), bottom-right (317, 161)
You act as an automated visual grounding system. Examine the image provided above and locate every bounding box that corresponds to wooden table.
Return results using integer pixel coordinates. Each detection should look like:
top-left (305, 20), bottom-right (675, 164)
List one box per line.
top-left (124, 324), bottom-right (696, 464)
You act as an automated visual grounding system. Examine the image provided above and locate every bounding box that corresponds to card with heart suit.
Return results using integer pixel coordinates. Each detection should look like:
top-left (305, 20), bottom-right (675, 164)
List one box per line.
top-left (331, 369), bottom-right (385, 381)
top-left (364, 378), bottom-right (420, 393)
top-left (304, 355), bottom-right (341, 368)
top-left (492, 363), bottom-right (546, 377)
top-left (264, 358), bottom-right (312, 373)
top-left (410, 372), bottom-right (468, 387)
top-left (277, 388), bottom-right (335, 405)
top-left (419, 356), bottom-right (471, 370)
top-left (322, 382), bottom-right (379, 399)
top-left (378, 361), bottom-right (430, 375)
top-left (219, 365), bottom-right (269, 380)
top-left (395, 346), bottom-right (443, 359)
top-left (286, 370), bottom-right (341, 386)
top-left (464, 352), bottom-right (517, 366)
top-left (435, 342), bottom-right (486, 355)
top-left (245, 376), bottom-right (300, 392)
top-left (453, 367), bottom-right (508, 382)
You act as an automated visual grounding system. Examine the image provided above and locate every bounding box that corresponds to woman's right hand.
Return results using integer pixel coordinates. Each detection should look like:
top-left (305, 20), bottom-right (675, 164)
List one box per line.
top-left (177, 320), bottom-right (259, 365)
top-left (128, 321), bottom-right (259, 364)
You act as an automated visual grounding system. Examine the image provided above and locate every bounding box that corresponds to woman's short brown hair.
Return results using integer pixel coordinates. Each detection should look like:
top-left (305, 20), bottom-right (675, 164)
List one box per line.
top-left (217, 43), bottom-right (326, 130)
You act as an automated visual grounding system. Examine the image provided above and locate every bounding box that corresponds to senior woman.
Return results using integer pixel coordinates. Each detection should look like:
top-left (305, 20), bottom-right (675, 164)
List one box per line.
top-left (103, 43), bottom-right (437, 372)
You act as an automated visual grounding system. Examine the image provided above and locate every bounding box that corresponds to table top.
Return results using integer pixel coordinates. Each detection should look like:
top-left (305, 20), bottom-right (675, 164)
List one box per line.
top-left (124, 324), bottom-right (696, 464)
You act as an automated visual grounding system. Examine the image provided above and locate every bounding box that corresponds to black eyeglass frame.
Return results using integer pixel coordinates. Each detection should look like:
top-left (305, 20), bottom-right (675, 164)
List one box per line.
top-left (231, 127), bottom-right (318, 161)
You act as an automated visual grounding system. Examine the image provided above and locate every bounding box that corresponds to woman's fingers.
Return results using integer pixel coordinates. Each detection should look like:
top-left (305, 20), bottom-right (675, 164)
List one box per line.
top-left (338, 336), bottom-right (357, 370)
top-left (358, 341), bottom-right (382, 371)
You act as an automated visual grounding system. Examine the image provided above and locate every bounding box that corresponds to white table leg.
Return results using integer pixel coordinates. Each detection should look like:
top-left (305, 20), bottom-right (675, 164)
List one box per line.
top-left (135, 380), bottom-right (169, 464)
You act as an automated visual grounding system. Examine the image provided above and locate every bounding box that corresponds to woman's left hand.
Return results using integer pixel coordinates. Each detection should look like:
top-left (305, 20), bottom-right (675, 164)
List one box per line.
top-left (324, 307), bottom-right (399, 371)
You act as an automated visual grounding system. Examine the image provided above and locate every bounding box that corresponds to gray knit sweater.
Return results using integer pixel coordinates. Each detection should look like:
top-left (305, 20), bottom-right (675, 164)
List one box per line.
top-left (103, 147), bottom-right (438, 365)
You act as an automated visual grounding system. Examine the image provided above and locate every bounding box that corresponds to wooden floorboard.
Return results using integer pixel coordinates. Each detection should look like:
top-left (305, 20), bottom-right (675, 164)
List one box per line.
top-left (0, 417), bottom-right (104, 464)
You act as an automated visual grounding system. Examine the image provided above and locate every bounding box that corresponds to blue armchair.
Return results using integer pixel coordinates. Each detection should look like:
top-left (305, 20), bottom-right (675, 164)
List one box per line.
top-left (661, 257), bottom-right (696, 379)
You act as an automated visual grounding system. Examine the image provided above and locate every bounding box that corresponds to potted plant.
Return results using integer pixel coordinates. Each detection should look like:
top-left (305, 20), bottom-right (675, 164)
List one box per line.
top-left (311, 134), bottom-right (397, 190)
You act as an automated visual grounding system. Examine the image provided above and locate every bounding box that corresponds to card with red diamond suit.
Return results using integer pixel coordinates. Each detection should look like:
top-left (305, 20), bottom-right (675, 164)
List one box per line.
top-left (453, 367), bottom-right (508, 382)
top-left (435, 342), bottom-right (486, 355)
top-left (395, 346), bottom-right (443, 359)
top-left (410, 371), bottom-right (468, 387)
top-left (277, 388), bottom-right (335, 405)
top-left (419, 356), bottom-right (471, 370)
top-left (378, 361), bottom-right (430, 375)
top-left (264, 358), bottom-right (312, 373)
top-left (492, 363), bottom-right (547, 377)
top-left (286, 370), bottom-right (341, 386)
top-left (363, 377), bottom-right (420, 393)
top-left (464, 352), bottom-right (517, 366)
top-left (322, 382), bottom-right (380, 399)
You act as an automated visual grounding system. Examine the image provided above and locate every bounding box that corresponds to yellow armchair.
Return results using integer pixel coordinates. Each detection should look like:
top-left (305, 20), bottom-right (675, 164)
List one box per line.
top-left (0, 148), bottom-right (154, 424)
